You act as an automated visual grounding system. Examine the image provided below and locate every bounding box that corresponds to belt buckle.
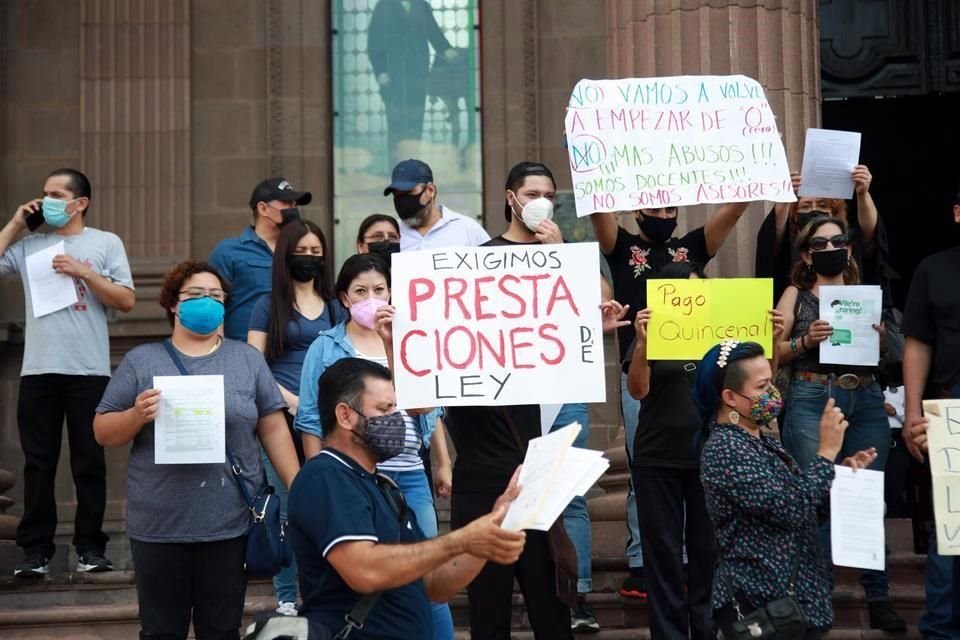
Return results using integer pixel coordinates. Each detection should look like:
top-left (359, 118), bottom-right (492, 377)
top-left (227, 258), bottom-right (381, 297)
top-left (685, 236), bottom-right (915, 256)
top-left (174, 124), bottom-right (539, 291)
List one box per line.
top-left (837, 374), bottom-right (860, 390)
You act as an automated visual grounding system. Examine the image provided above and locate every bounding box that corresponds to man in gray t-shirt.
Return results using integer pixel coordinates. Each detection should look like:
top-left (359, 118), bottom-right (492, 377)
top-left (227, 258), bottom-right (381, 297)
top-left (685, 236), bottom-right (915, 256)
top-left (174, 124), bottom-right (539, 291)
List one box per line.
top-left (0, 168), bottom-right (135, 577)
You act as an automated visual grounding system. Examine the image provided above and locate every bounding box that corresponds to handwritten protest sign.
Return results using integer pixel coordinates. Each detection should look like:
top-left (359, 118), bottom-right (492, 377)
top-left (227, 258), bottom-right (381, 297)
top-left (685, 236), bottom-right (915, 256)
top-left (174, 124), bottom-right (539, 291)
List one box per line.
top-left (564, 75), bottom-right (795, 216)
top-left (924, 399), bottom-right (960, 555)
top-left (390, 244), bottom-right (605, 408)
top-left (645, 278), bottom-right (773, 360)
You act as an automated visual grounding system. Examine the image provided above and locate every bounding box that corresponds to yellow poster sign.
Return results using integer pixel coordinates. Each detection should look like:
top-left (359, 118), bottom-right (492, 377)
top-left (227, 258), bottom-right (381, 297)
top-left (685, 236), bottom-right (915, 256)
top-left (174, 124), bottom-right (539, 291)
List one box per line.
top-left (924, 399), bottom-right (960, 555)
top-left (645, 278), bottom-right (773, 360)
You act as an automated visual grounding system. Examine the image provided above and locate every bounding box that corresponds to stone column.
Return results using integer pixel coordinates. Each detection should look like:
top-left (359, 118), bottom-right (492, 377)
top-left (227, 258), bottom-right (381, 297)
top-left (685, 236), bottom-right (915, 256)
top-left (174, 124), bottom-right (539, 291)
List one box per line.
top-left (589, 0), bottom-right (822, 559)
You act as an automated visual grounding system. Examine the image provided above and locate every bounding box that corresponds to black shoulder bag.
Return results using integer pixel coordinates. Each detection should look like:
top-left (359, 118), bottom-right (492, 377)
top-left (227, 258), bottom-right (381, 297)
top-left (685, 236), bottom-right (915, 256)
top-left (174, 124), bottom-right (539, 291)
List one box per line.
top-left (242, 473), bottom-right (408, 640)
top-left (161, 339), bottom-right (291, 578)
top-left (717, 541), bottom-right (808, 640)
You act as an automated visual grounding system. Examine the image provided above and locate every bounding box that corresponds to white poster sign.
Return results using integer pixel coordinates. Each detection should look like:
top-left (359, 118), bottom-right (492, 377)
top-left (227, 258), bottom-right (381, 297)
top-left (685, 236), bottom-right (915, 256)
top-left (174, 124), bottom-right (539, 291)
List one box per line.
top-left (391, 244), bottom-right (606, 408)
top-left (564, 75), bottom-right (795, 216)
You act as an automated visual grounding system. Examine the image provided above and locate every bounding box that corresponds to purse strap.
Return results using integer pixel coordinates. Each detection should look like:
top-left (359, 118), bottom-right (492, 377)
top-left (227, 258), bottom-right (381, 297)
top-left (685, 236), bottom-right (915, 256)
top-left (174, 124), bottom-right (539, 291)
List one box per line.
top-left (161, 339), bottom-right (258, 511)
top-left (500, 407), bottom-right (527, 454)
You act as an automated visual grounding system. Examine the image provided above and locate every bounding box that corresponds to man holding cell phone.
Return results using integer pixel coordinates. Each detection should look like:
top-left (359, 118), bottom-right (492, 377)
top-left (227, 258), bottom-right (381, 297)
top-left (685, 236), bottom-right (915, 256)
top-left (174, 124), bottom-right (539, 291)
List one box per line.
top-left (0, 168), bottom-right (135, 577)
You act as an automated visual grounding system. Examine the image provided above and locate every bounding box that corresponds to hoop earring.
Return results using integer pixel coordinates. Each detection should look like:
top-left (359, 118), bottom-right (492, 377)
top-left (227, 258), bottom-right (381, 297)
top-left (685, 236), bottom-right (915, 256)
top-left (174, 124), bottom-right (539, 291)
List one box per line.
top-left (728, 410), bottom-right (741, 425)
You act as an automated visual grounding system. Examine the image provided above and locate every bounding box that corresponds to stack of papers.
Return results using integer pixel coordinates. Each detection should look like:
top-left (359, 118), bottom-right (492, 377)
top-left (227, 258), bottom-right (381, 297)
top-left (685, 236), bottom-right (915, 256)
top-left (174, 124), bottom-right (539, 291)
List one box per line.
top-left (501, 423), bottom-right (609, 532)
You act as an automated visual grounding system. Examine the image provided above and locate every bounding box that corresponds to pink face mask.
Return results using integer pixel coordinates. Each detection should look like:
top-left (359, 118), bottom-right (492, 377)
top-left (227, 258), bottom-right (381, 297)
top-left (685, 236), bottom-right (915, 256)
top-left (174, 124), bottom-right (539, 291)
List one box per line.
top-left (350, 297), bottom-right (388, 330)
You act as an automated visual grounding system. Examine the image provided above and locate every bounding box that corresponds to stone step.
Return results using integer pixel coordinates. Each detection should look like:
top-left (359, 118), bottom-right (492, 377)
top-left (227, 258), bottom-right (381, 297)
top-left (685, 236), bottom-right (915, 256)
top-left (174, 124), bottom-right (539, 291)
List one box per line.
top-left (0, 585), bottom-right (927, 636)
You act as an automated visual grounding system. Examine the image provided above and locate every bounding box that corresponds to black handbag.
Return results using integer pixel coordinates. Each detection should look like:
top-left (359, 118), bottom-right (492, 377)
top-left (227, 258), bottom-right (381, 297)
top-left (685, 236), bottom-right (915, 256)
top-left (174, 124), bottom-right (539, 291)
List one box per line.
top-left (717, 542), bottom-right (808, 640)
top-left (161, 339), bottom-right (291, 577)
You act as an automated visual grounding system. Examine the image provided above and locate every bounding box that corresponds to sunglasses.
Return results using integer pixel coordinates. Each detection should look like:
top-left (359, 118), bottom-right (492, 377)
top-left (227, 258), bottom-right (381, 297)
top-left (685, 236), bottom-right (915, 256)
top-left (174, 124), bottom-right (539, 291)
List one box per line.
top-left (807, 234), bottom-right (849, 252)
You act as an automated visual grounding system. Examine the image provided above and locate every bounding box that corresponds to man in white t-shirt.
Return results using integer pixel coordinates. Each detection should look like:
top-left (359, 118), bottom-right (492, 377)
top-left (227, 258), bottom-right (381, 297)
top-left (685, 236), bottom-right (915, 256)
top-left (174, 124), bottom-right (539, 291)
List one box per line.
top-left (383, 159), bottom-right (489, 251)
top-left (0, 168), bottom-right (135, 577)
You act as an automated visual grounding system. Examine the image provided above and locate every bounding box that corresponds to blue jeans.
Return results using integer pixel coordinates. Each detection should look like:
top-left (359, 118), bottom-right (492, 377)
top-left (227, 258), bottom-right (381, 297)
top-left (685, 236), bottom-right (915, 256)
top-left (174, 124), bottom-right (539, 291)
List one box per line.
top-left (620, 372), bottom-right (644, 569)
top-left (781, 379), bottom-right (891, 601)
top-left (919, 531), bottom-right (960, 638)
top-left (550, 403), bottom-right (593, 593)
top-left (261, 448), bottom-right (298, 604)
top-left (380, 468), bottom-right (454, 640)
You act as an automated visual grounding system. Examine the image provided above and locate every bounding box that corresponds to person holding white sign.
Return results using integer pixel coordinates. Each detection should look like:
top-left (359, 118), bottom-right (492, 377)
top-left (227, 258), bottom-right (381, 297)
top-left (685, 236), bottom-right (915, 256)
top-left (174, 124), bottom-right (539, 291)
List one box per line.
top-left (1, 168), bottom-right (135, 578)
top-left (93, 261), bottom-right (300, 639)
top-left (774, 217), bottom-right (905, 631)
top-left (295, 254), bottom-right (456, 640)
top-left (756, 162), bottom-right (887, 304)
top-left (589, 194), bottom-right (751, 597)
top-left (901, 191), bottom-right (960, 639)
top-left (694, 340), bottom-right (877, 639)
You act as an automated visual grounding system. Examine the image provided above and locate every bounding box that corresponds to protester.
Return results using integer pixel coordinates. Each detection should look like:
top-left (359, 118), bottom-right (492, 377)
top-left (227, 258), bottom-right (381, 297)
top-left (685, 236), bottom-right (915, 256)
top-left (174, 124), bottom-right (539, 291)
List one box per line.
top-left (0, 168), bottom-right (135, 576)
top-left (295, 254), bottom-right (455, 640)
top-left (756, 165), bottom-right (887, 303)
top-left (774, 216), bottom-right (905, 630)
top-left (383, 159), bottom-right (489, 250)
top-left (209, 177), bottom-right (312, 340)
top-left (247, 219), bottom-right (345, 616)
top-left (626, 261), bottom-right (716, 640)
top-left (589, 196), bottom-right (751, 597)
top-left (695, 340), bottom-right (877, 639)
top-left (902, 191), bottom-right (960, 638)
top-left (287, 357), bottom-right (524, 639)
top-left (93, 260), bottom-right (300, 639)
top-left (356, 213), bottom-right (401, 257)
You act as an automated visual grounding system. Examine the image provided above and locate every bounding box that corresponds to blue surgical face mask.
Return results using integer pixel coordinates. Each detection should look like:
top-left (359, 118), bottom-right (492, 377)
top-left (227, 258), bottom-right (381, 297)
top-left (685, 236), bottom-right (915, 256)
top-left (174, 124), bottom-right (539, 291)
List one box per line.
top-left (42, 196), bottom-right (77, 228)
top-left (176, 297), bottom-right (225, 335)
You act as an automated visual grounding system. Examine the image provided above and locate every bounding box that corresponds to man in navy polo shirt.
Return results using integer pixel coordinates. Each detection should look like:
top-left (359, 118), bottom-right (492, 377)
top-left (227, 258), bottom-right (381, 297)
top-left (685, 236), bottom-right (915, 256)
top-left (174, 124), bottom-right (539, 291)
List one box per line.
top-left (288, 358), bottom-right (526, 639)
top-left (209, 177), bottom-right (311, 340)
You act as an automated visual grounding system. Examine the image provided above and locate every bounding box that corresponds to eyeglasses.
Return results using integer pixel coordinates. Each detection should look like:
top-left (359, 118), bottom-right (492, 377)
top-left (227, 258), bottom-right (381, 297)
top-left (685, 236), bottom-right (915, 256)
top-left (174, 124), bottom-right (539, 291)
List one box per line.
top-left (807, 234), bottom-right (849, 252)
top-left (364, 232), bottom-right (400, 243)
top-left (374, 473), bottom-right (409, 522)
top-left (179, 287), bottom-right (227, 303)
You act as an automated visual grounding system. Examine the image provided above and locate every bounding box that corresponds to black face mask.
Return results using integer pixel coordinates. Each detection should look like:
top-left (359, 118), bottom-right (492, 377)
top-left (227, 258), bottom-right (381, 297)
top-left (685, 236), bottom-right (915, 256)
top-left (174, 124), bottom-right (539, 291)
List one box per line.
top-left (810, 248), bottom-right (848, 277)
top-left (394, 193), bottom-right (429, 221)
top-left (275, 206), bottom-right (301, 228)
top-left (368, 240), bottom-right (401, 258)
top-left (638, 213), bottom-right (678, 244)
top-left (288, 255), bottom-right (325, 282)
top-left (795, 210), bottom-right (829, 231)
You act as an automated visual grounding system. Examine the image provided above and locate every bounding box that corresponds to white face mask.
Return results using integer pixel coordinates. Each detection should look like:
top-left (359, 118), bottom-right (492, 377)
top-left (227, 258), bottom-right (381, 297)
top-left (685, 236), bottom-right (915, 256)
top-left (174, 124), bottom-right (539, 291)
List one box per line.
top-left (511, 192), bottom-right (554, 232)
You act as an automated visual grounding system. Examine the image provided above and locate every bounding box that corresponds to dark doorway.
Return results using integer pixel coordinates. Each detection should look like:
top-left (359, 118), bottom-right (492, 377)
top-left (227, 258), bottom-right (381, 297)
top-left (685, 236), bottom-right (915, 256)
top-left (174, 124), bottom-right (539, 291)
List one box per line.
top-left (821, 94), bottom-right (960, 310)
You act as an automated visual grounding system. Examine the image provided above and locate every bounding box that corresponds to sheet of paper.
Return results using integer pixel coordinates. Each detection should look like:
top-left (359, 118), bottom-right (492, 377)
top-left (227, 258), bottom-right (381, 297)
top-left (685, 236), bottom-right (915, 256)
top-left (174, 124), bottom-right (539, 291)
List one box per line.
top-left (25, 241), bottom-right (78, 318)
top-left (540, 404), bottom-right (564, 437)
top-left (797, 128), bottom-right (861, 199)
top-left (501, 423), bottom-right (581, 532)
top-left (924, 399), bottom-right (960, 555)
top-left (819, 285), bottom-right (882, 366)
top-left (528, 449), bottom-right (609, 531)
top-left (831, 466), bottom-right (885, 570)
top-left (153, 375), bottom-right (226, 464)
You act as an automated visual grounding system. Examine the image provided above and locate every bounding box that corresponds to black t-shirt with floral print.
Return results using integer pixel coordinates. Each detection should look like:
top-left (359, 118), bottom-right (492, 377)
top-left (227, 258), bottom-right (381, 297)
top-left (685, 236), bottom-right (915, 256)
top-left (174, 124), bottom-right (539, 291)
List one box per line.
top-left (604, 225), bottom-right (712, 365)
top-left (700, 423), bottom-right (835, 628)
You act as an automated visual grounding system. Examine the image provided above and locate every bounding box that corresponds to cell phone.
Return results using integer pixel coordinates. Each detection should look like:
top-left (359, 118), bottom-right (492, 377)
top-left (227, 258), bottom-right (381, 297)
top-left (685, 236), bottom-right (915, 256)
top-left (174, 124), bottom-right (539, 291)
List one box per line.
top-left (25, 205), bottom-right (44, 231)
top-left (827, 373), bottom-right (836, 401)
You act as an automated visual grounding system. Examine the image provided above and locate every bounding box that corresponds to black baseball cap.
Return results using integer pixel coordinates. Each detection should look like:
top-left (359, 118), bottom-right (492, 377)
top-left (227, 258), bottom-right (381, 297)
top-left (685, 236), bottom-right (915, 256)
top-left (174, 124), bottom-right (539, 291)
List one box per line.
top-left (249, 177), bottom-right (312, 210)
top-left (383, 159), bottom-right (433, 196)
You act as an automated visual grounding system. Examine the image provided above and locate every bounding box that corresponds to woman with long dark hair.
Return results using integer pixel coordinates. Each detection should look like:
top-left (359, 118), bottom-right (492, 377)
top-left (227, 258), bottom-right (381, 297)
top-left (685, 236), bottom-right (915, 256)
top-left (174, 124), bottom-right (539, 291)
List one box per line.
top-left (774, 216), bottom-right (904, 630)
top-left (247, 219), bottom-right (344, 616)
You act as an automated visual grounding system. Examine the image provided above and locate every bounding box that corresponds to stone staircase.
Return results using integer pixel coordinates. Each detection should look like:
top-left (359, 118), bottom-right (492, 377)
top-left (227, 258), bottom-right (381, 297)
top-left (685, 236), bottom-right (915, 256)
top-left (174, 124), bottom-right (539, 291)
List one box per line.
top-left (0, 519), bottom-right (929, 639)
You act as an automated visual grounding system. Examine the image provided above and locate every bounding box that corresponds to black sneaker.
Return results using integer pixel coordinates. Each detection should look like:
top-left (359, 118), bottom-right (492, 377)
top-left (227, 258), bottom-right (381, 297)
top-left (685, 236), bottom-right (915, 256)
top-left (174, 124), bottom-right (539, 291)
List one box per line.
top-left (868, 601), bottom-right (906, 632)
top-left (618, 568), bottom-right (648, 602)
top-left (14, 552), bottom-right (49, 577)
top-left (571, 594), bottom-right (600, 633)
top-left (76, 550), bottom-right (113, 573)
